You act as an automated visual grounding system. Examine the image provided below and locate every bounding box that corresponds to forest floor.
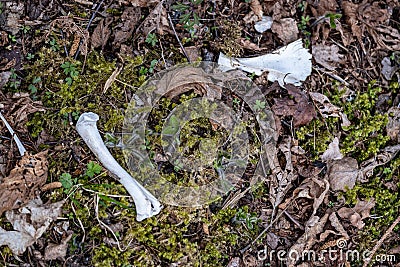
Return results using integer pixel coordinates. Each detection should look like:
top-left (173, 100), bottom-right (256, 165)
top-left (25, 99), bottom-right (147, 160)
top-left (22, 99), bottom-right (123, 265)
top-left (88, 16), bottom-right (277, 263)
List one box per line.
top-left (0, 0), bottom-right (399, 266)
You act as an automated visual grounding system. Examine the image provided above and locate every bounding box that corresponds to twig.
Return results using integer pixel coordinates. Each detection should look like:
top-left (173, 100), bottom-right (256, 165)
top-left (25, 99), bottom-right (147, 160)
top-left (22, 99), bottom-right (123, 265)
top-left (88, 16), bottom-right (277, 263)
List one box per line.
top-left (167, 13), bottom-right (191, 62)
top-left (60, 29), bottom-right (69, 57)
top-left (240, 206), bottom-right (288, 254)
top-left (74, 0), bottom-right (104, 60)
top-left (70, 201), bottom-right (86, 244)
top-left (362, 212), bottom-right (400, 267)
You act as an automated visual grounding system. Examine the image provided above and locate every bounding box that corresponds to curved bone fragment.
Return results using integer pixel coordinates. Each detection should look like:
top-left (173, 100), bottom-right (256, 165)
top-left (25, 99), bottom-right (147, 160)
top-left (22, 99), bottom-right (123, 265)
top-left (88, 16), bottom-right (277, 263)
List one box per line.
top-left (76, 112), bottom-right (162, 221)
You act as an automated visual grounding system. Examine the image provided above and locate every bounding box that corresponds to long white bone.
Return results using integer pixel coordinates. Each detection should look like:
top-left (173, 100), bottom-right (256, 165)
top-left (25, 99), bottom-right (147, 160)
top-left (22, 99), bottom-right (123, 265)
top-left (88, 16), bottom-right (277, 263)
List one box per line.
top-left (76, 112), bottom-right (162, 221)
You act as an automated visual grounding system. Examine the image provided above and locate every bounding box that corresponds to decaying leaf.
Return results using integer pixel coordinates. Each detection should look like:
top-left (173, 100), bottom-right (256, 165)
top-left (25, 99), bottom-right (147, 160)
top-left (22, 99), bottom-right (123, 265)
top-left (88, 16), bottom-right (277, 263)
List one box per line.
top-left (309, 92), bottom-right (350, 127)
top-left (272, 85), bottom-right (316, 127)
top-left (250, 0), bottom-right (263, 19)
top-left (321, 137), bottom-right (343, 161)
top-left (0, 92), bottom-right (45, 134)
top-left (44, 234), bottom-right (72, 260)
top-left (312, 44), bottom-right (344, 70)
top-left (387, 107), bottom-right (400, 143)
top-left (2, 2), bottom-right (24, 35)
top-left (0, 151), bottom-right (48, 215)
top-left (140, 3), bottom-right (169, 36)
top-left (327, 157), bottom-right (358, 192)
top-left (271, 18), bottom-right (299, 44)
top-left (287, 213), bottom-right (330, 267)
top-left (113, 7), bottom-right (141, 47)
top-left (337, 199), bottom-right (375, 229)
top-left (125, 0), bottom-right (159, 6)
top-left (359, 145), bottom-right (400, 182)
top-left (91, 17), bottom-right (113, 51)
top-left (269, 137), bottom-right (298, 212)
top-left (0, 71), bottom-right (11, 89)
top-left (0, 197), bottom-right (64, 254)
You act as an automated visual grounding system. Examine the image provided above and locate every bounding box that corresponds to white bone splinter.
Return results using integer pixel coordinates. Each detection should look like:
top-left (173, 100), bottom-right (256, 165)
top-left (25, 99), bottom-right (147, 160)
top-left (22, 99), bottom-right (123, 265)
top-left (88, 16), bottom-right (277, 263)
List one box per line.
top-left (76, 112), bottom-right (162, 221)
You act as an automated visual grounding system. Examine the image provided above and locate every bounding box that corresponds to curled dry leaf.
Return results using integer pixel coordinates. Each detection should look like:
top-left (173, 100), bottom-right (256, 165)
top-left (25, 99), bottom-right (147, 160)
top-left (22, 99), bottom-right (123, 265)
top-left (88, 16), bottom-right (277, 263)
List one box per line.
top-left (91, 17), bottom-right (113, 51)
top-left (141, 3), bottom-right (169, 36)
top-left (272, 85), bottom-right (316, 127)
top-left (359, 145), bottom-right (400, 182)
top-left (321, 137), bottom-right (343, 161)
top-left (271, 18), bottom-right (299, 44)
top-left (0, 197), bottom-right (64, 255)
top-left (0, 92), bottom-right (45, 134)
top-left (113, 7), bottom-right (141, 47)
top-left (0, 151), bottom-right (48, 216)
top-left (309, 92), bottom-right (350, 127)
top-left (250, 0), bottom-right (263, 19)
top-left (387, 107), bottom-right (400, 143)
top-left (326, 157), bottom-right (358, 192)
top-left (287, 213), bottom-right (330, 267)
top-left (337, 199), bottom-right (376, 229)
top-left (44, 234), bottom-right (72, 260)
top-left (312, 44), bottom-right (344, 71)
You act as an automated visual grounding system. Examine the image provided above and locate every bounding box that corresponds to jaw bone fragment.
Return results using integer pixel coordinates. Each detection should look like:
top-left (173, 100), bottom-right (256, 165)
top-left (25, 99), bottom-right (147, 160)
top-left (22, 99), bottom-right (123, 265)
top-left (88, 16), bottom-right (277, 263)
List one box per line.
top-left (76, 112), bottom-right (162, 221)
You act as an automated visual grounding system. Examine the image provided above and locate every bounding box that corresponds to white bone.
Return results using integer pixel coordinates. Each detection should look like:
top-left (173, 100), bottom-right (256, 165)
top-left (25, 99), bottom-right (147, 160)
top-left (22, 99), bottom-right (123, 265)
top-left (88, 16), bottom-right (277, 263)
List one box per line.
top-left (76, 112), bottom-right (162, 221)
top-left (0, 111), bottom-right (26, 156)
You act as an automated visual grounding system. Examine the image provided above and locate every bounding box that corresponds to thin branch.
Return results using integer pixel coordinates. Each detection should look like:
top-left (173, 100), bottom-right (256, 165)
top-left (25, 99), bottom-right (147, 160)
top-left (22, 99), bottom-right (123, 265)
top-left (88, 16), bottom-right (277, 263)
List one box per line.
top-left (167, 13), bottom-right (191, 62)
top-left (362, 212), bottom-right (400, 267)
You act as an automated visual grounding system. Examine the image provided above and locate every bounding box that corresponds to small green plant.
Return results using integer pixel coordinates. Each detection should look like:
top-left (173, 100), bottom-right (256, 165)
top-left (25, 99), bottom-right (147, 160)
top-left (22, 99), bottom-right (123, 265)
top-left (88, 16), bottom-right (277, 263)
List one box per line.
top-left (61, 61), bottom-right (79, 85)
top-left (26, 53), bottom-right (35, 60)
top-left (298, 15), bottom-right (310, 31)
top-left (148, 59), bottom-right (158, 73)
top-left (60, 172), bottom-right (77, 193)
top-left (325, 13), bottom-right (342, 29)
top-left (234, 207), bottom-right (259, 230)
top-left (145, 33), bottom-right (158, 47)
top-left (49, 38), bottom-right (60, 52)
top-left (8, 69), bottom-right (20, 90)
top-left (0, 2), bottom-right (3, 14)
top-left (172, 0), bottom-right (203, 33)
top-left (298, 1), bottom-right (306, 12)
top-left (8, 34), bottom-right (16, 43)
top-left (28, 76), bottom-right (41, 94)
top-left (85, 161), bottom-right (102, 178)
top-left (253, 99), bottom-right (266, 111)
top-left (173, 159), bottom-right (184, 172)
top-left (21, 25), bottom-right (31, 34)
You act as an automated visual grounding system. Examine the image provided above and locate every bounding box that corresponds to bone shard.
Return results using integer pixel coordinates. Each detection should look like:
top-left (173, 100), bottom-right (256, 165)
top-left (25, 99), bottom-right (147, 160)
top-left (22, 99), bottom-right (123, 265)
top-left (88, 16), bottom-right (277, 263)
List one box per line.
top-left (76, 112), bottom-right (162, 221)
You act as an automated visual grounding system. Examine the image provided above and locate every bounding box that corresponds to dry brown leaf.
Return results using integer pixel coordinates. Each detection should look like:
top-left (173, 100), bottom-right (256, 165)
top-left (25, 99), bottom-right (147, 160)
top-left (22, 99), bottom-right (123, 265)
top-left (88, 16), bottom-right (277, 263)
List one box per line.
top-left (0, 92), bottom-right (45, 134)
top-left (271, 18), bottom-right (299, 44)
top-left (269, 137), bottom-right (298, 211)
top-left (272, 85), bottom-right (316, 127)
top-left (328, 212), bottom-right (349, 239)
top-left (287, 213), bottom-right (330, 267)
top-left (321, 137), bottom-right (343, 161)
top-left (250, 0), bottom-right (263, 20)
top-left (126, 0), bottom-right (159, 7)
top-left (113, 7), bottom-right (141, 47)
top-left (359, 145), bottom-right (400, 182)
top-left (327, 157), bottom-right (358, 192)
top-left (91, 18), bottom-right (113, 51)
top-left (140, 3), bottom-right (170, 36)
top-left (387, 107), bottom-right (400, 143)
top-left (44, 234), bottom-right (72, 260)
top-left (0, 71), bottom-right (11, 89)
top-left (0, 197), bottom-right (64, 255)
top-left (0, 31), bottom-right (8, 46)
top-left (312, 44), bottom-right (344, 70)
top-left (337, 199), bottom-right (376, 229)
top-left (103, 65), bottom-right (122, 94)
top-left (226, 257), bottom-right (241, 267)
top-left (0, 151), bottom-right (48, 216)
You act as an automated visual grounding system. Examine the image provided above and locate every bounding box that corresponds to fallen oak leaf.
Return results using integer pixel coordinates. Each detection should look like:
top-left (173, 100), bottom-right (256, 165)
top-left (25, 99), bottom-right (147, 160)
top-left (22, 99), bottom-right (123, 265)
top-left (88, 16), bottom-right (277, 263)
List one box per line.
top-left (0, 197), bottom-right (64, 255)
top-left (0, 151), bottom-right (48, 216)
top-left (337, 199), bottom-right (375, 229)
